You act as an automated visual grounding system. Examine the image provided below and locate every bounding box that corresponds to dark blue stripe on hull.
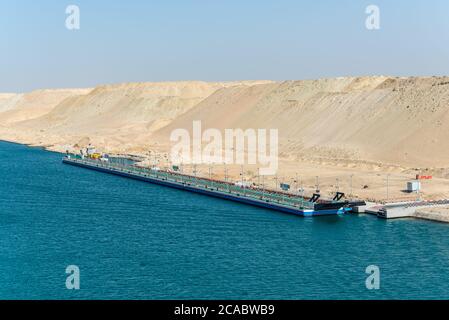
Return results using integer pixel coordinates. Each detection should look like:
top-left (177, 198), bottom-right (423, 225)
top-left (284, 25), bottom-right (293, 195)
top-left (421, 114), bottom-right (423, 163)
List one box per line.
top-left (63, 159), bottom-right (344, 217)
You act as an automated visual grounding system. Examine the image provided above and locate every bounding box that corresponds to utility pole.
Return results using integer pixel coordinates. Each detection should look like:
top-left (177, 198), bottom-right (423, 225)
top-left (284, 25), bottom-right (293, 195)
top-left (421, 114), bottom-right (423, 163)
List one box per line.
top-left (241, 165), bottom-right (246, 196)
top-left (350, 174), bottom-right (353, 200)
top-left (417, 171), bottom-right (422, 201)
top-left (295, 173), bottom-right (299, 195)
top-left (386, 174), bottom-right (390, 203)
top-left (262, 175), bottom-right (265, 200)
top-left (282, 177), bottom-right (285, 204)
top-left (417, 175), bottom-right (422, 202)
top-left (315, 176), bottom-right (320, 193)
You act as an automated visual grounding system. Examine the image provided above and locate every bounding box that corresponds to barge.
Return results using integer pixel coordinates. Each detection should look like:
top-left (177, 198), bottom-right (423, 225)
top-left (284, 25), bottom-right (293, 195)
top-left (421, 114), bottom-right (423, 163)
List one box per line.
top-left (62, 156), bottom-right (365, 217)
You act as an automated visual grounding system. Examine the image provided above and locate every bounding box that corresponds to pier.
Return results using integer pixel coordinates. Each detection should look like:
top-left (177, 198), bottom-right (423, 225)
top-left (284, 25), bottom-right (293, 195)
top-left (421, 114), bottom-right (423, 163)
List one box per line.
top-left (361, 200), bottom-right (449, 220)
top-left (62, 156), bottom-right (364, 217)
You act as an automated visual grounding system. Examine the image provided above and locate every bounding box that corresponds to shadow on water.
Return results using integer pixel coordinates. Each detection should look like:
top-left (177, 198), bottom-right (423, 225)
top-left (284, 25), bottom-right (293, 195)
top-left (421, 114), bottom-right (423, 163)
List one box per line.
top-left (314, 214), bottom-right (346, 225)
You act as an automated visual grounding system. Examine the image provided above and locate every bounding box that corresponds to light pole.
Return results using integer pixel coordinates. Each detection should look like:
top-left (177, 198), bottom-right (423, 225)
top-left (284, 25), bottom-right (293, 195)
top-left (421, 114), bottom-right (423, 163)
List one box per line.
top-left (193, 164), bottom-right (197, 187)
top-left (386, 174), bottom-right (390, 203)
top-left (295, 173), bottom-right (299, 195)
top-left (281, 176), bottom-right (286, 204)
top-left (350, 174), bottom-right (353, 200)
top-left (417, 181), bottom-right (421, 201)
top-left (180, 166), bottom-right (183, 184)
top-left (262, 175), bottom-right (265, 200)
top-left (239, 165), bottom-right (243, 193)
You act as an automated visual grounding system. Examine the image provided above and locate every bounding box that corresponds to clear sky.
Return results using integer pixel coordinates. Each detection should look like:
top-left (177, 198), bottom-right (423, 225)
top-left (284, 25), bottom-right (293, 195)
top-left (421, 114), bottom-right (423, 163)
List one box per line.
top-left (1, 0), bottom-right (448, 92)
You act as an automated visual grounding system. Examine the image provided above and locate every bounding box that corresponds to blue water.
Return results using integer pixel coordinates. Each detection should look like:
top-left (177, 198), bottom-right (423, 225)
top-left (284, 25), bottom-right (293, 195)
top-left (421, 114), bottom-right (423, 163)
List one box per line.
top-left (1, 141), bottom-right (449, 300)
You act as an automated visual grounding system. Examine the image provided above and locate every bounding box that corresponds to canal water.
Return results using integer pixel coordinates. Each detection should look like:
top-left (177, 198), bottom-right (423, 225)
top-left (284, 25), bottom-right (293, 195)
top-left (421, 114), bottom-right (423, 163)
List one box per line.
top-left (1, 140), bottom-right (449, 299)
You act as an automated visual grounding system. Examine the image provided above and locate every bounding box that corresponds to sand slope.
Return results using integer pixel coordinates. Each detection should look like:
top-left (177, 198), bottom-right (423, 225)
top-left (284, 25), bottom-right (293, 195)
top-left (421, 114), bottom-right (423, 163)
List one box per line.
top-left (2, 77), bottom-right (449, 165)
top-left (0, 94), bottom-right (19, 113)
top-left (0, 89), bottom-right (91, 124)
top-left (155, 76), bottom-right (449, 167)
top-left (1, 81), bottom-right (272, 152)
top-left (1, 77), bottom-right (449, 201)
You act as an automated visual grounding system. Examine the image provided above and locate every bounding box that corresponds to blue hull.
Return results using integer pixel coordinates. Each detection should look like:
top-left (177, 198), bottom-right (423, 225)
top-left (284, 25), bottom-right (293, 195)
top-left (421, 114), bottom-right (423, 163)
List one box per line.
top-left (63, 159), bottom-right (344, 217)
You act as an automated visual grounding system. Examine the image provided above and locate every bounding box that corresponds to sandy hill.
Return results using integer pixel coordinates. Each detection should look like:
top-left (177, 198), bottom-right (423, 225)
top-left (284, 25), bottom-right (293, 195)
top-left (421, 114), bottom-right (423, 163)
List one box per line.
top-left (1, 77), bottom-right (449, 167)
top-left (2, 77), bottom-right (449, 201)
top-left (2, 81), bottom-right (272, 151)
top-left (0, 94), bottom-right (19, 112)
top-left (154, 76), bottom-right (449, 167)
top-left (0, 89), bottom-right (91, 125)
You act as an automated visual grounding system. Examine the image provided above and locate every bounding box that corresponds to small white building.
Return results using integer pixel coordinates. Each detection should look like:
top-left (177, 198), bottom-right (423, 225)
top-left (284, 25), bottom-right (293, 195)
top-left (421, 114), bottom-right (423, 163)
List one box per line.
top-left (407, 180), bottom-right (421, 193)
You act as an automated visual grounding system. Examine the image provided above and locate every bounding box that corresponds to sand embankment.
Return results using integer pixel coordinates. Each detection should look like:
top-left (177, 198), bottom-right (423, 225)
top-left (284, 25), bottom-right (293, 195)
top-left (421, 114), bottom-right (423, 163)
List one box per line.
top-left (1, 77), bottom-right (449, 202)
top-left (154, 76), bottom-right (449, 168)
top-left (0, 81), bottom-right (271, 152)
top-left (0, 89), bottom-right (92, 124)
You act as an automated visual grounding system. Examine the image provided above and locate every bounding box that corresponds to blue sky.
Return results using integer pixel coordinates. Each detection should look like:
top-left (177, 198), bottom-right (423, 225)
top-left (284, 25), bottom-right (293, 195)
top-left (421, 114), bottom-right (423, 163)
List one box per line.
top-left (1, 0), bottom-right (448, 92)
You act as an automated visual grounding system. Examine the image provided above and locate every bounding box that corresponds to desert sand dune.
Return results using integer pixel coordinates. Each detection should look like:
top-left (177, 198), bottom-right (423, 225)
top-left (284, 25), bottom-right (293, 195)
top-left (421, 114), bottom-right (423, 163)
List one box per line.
top-left (0, 89), bottom-right (92, 124)
top-left (1, 77), bottom-right (449, 201)
top-left (0, 93), bottom-right (19, 113)
top-left (155, 76), bottom-right (449, 167)
top-left (3, 81), bottom-right (272, 151)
